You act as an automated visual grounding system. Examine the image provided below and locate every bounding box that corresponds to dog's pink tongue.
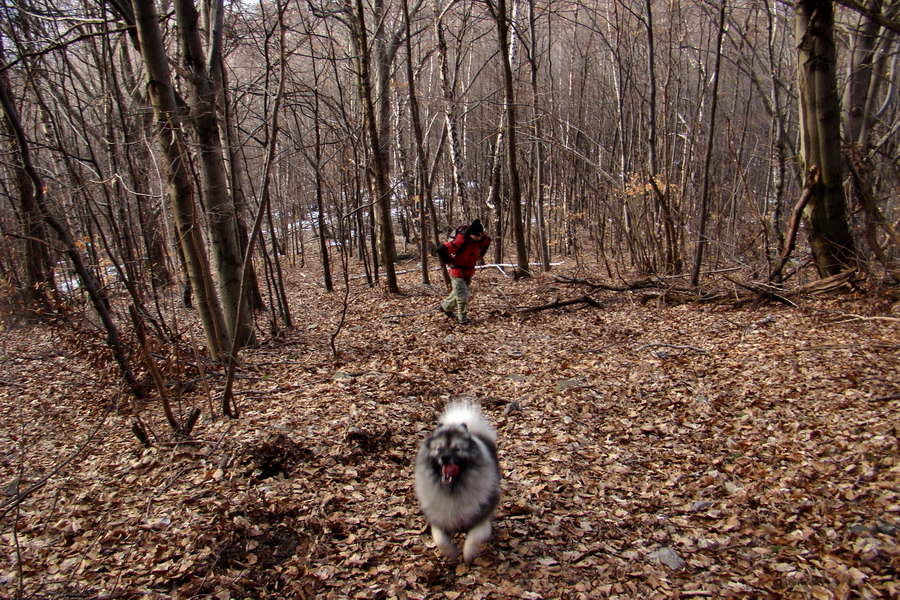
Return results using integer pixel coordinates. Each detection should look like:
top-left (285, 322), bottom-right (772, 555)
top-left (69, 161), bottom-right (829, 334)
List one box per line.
top-left (443, 464), bottom-right (459, 478)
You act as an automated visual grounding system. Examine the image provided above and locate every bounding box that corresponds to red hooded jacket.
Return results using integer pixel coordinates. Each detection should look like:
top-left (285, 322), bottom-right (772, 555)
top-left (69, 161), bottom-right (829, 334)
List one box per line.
top-left (442, 230), bottom-right (491, 279)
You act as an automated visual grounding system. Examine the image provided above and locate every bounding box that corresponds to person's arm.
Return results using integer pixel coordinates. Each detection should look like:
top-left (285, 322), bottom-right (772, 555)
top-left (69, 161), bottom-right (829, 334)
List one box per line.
top-left (479, 236), bottom-right (491, 257)
top-left (437, 243), bottom-right (451, 264)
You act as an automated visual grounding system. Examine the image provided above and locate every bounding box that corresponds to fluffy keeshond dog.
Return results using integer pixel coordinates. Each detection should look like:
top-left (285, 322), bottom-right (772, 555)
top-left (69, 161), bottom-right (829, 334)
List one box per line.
top-left (414, 401), bottom-right (500, 563)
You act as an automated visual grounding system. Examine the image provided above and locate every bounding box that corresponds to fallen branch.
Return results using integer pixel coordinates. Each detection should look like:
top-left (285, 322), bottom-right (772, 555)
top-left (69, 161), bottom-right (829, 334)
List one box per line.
top-left (554, 274), bottom-right (661, 292)
top-left (351, 262), bottom-right (564, 280)
top-left (724, 270), bottom-right (859, 304)
top-left (870, 394), bottom-right (900, 403)
top-left (771, 165), bottom-right (818, 283)
top-left (519, 295), bottom-right (603, 313)
top-left (724, 275), bottom-right (796, 306)
top-left (795, 268), bottom-right (860, 295)
top-left (822, 311), bottom-right (900, 325)
top-left (480, 261), bottom-right (564, 270)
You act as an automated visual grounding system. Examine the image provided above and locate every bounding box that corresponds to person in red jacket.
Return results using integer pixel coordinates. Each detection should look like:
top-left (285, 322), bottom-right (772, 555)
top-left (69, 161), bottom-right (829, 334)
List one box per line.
top-left (437, 219), bottom-right (491, 325)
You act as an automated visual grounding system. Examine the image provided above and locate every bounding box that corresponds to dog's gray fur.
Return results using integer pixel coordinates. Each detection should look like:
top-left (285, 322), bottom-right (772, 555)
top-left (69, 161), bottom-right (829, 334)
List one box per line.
top-left (414, 401), bottom-right (500, 563)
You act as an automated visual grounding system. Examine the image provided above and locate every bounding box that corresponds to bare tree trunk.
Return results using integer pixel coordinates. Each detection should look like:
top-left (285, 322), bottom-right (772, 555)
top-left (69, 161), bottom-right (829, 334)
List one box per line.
top-left (174, 0), bottom-right (257, 347)
top-left (843, 0), bottom-right (886, 146)
top-left (843, 0), bottom-right (898, 274)
top-left (796, 0), bottom-right (857, 276)
top-left (403, 0), bottom-right (432, 285)
top-left (484, 0), bottom-right (521, 266)
top-left (764, 0), bottom-right (790, 263)
top-left (131, 0), bottom-right (230, 360)
top-left (690, 1), bottom-right (727, 287)
top-left (435, 2), bottom-right (467, 209)
top-left (372, 0), bottom-right (402, 291)
top-left (311, 80), bottom-right (334, 292)
top-left (528, 0), bottom-right (550, 272)
top-left (488, 0), bottom-right (528, 277)
top-left (644, 0), bottom-right (659, 176)
top-left (219, 64), bottom-right (265, 310)
top-left (427, 124), bottom-right (451, 286)
top-left (112, 41), bottom-right (178, 298)
top-left (486, 108), bottom-right (506, 265)
top-left (222, 0), bottom-right (288, 418)
top-left (351, 0), bottom-right (398, 292)
top-left (642, 0), bottom-right (679, 273)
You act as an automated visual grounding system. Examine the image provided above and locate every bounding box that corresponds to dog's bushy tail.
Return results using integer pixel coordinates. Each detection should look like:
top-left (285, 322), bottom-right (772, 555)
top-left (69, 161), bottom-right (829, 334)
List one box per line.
top-left (439, 401), bottom-right (496, 444)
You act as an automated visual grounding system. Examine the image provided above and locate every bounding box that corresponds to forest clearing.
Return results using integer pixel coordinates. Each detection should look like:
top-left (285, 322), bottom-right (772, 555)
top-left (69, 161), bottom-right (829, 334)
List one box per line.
top-left (1, 260), bottom-right (898, 599)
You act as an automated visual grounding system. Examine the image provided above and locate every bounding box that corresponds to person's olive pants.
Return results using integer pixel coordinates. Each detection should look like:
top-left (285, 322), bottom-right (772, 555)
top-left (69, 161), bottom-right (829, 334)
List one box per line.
top-left (441, 276), bottom-right (471, 323)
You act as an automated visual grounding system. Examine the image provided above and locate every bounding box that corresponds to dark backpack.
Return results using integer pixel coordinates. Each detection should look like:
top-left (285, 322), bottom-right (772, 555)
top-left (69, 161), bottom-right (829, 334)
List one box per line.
top-left (437, 225), bottom-right (470, 265)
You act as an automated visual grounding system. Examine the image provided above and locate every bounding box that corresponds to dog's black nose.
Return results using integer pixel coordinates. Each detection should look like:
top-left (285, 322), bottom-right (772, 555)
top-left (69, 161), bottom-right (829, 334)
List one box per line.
top-left (439, 454), bottom-right (454, 465)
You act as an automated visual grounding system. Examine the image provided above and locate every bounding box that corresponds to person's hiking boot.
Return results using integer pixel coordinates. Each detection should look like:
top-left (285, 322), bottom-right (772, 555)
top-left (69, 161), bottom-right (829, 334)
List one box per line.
top-left (459, 316), bottom-right (469, 325)
top-left (441, 307), bottom-right (455, 319)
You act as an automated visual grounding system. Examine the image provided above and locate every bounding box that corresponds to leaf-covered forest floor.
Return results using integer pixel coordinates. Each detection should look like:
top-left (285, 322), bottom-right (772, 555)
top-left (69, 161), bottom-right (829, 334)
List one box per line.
top-left (1, 257), bottom-right (899, 600)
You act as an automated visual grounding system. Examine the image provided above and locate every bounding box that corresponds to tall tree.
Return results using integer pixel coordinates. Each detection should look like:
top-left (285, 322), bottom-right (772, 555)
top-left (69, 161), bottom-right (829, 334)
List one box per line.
top-left (348, 0), bottom-right (399, 292)
top-left (690, 0), bottom-right (727, 287)
top-left (487, 0), bottom-right (528, 277)
top-left (173, 0), bottom-right (257, 346)
top-left (402, 0), bottom-right (432, 285)
top-left (527, 0), bottom-right (550, 272)
top-left (842, 0), bottom-right (900, 273)
top-left (641, 0), bottom-right (679, 273)
top-left (764, 0), bottom-right (792, 262)
top-left (130, 0), bottom-right (231, 359)
top-left (796, 0), bottom-right (857, 276)
top-left (435, 0), bottom-right (469, 212)
top-left (843, 0), bottom-right (888, 146)
top-left (308, 62), bottom-right (334, 292)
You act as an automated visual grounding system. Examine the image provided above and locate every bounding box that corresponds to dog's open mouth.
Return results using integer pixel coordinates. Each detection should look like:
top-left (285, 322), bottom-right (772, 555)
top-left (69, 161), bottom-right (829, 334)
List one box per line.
top-left (441, 463), bottom-right (459, 484)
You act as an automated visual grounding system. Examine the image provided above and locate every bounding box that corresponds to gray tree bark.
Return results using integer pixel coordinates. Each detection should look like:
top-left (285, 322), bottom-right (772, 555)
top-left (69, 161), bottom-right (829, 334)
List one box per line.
top-left (488, 0), bottom-right (529, 277)
top-left (690, 1), bottom-right (726, 287)
top-left (173, 0), bottom-right (257, 347)
top-left (350, 0), bottom-right (399, 292)
top-left (131, 0), bottom-right (230, 359)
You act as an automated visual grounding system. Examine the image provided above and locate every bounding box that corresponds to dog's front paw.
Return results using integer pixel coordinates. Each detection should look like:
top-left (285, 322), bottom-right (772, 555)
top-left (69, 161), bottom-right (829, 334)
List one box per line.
top-left (438, 541), bottom-right (460, 562)
top-left (462, 519), bottom-right (493, 564)
top-left (462, 539), bottom-right (484, 564)
top-left (431, 526), bottom-right (460, 562)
